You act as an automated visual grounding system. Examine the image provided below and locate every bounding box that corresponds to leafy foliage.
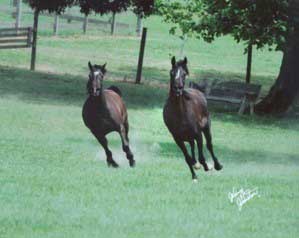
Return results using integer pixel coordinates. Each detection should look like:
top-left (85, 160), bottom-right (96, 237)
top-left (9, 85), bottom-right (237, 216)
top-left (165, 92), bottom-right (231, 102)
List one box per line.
top-left (158, 0), bottom-right (289, 51)
top-left (24, 0), bottom-right (77, 13)
top-left (24, 0), bottom-right (155, 16)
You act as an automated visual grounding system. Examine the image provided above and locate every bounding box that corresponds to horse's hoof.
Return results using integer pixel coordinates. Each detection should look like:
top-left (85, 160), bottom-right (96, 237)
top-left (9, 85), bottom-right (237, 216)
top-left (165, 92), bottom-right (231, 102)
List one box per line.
top-left (129, 160), bottom-right (136, 168)
top-left (214, 163), bottom-right (223, 171)
top-left (192, 178), bottom-right (198, 183)
top-left (107, 161), bottom-right (119, 168)
top-left (193, 162), bottom-right (201, 170)
top-left (199, 161), bottom-right (209, 171)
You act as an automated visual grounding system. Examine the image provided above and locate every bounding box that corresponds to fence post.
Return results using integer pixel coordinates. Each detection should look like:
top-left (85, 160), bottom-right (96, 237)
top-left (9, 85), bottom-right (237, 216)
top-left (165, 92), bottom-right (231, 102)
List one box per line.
top-left (15, 0), bottom-right (22, 29)
top-left (111, 12), bottom-right (116, 35)
top-left (83, 15), bottom-right (88, 34)
top-left (67, 8), bottom-right (72, 23)
top-left (136, 14), bottom-right (142, 37)
top-left (53, 14), bottom-right (59, 36)
top-left (135, 27), bottom-right (147, 84)
top-left (245, 43), bottom-right (253, 84)
top-left (31, 10), bottom-right (39, 71)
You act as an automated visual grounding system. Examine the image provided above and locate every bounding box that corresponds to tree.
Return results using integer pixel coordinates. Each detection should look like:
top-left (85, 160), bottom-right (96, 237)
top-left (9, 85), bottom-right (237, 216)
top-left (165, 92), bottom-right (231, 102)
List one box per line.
top-left (158, 0), bottom-right (288, 83)
top-left (78, 0), bottom-right (154, 15)
top-left (255, 0), bottom-right (299, 114)
top-left (24, 0), bottom-right (77, 13)
top-left (24, 0), bottom-right (77, 70)
top-left (24, 0), bottom-right (155, 70)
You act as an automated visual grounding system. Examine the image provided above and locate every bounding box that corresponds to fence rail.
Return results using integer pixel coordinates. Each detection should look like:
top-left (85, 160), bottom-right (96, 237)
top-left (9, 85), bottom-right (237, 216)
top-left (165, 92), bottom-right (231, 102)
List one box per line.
top-left (0, 27), bottom-right (32, 49)
top-left (0, 5), bottom-right (132, 35)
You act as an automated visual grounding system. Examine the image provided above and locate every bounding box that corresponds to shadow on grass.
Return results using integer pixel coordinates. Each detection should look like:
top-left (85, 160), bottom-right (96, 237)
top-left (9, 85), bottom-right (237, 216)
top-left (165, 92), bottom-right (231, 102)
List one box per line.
top-left (0, 66), bottom-right (297, 130)
top-left (158, 141), bottom-right (299, 165)
top-left (0, 66), bottom-right (167, 109)
top-left (115, 65), bottom-right (170, 84)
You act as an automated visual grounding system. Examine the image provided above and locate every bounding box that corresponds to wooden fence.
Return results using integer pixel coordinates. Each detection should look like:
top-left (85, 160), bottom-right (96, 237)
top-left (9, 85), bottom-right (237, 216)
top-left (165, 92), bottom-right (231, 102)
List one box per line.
top-left (0, 27), bottom-right (32, 49)
top-left (2, 0), bottom-right (139, 36)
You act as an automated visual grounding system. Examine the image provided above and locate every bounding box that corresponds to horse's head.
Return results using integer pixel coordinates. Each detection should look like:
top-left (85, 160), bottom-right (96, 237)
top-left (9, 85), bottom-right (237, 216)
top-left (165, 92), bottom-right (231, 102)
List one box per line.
top-left (87, 61), bottom-right (107, 96)
top-left (170, 56), bottom-right (189, 97)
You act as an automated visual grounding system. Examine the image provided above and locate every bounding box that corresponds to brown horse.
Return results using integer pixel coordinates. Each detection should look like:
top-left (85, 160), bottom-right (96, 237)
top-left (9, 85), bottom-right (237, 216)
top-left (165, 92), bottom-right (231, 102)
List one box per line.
top-left (82, 62), bottom-right (135, 168)
top-left (163, 57), bottom-right (223, 180)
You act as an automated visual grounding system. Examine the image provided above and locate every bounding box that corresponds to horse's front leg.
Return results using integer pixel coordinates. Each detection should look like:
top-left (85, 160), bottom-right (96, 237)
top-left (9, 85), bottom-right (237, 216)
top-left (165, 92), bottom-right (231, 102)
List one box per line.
top-left (119, 124), bottom-right (135, 167)
top-left (196, 133), bottom-right (209, 171)
top-left (189, 140), bottom-right (201, 170)
top-left (202, 124), bottom-right (223, 171)
top-left (174, 137), bottom-right (197, 181)
top-left (91, 129), bottom-right (119, 168)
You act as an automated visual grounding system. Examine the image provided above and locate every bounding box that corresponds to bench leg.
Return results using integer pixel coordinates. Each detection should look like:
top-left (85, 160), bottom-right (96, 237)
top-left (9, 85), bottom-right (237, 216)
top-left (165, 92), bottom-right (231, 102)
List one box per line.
top-left (238, 97), bottom-right (247, 115)
top-left (249, 102), bottom-right (254, 115)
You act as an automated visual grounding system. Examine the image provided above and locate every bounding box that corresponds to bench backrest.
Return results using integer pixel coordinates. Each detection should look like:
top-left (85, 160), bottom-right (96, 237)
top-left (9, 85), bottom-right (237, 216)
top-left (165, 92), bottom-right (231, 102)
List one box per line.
top-left (0, 27), bottom-right (33, 49)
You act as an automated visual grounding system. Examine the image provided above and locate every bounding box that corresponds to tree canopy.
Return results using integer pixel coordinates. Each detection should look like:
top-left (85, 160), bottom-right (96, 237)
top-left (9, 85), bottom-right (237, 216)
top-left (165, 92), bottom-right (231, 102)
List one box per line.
top-left (79, 0), bottom-right (154, 16)
top-left (24, 0), bottom-right (77, 13)
top-left (158, 0), bottom-right (289, 51)
top-left (24, 0), bottom-right (155, 15)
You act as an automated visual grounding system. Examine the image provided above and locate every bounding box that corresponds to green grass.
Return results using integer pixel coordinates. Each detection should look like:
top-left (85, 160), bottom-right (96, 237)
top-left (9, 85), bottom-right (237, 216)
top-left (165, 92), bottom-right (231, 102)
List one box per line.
top-left (0, 67), bottom-right (299, 238)
top-left (0, 0), bottom-right (283, 92)
top-left (0, 1), bottom-right (298, 237)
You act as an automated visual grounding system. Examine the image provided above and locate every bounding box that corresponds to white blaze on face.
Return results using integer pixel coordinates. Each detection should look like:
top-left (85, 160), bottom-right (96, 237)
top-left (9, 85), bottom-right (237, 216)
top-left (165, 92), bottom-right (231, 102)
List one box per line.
top-left (94, 71), bottom-right (100, 76)
top-left (175, 68), bottom-right (181, 80)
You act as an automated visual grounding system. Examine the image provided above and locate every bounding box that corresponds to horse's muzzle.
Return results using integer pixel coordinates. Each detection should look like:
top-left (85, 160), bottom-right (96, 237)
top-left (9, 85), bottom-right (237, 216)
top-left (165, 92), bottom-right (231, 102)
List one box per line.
top-left (92, 88), bottom-right (101, 96)
top-left (175, 89), bottom-right (183, 97)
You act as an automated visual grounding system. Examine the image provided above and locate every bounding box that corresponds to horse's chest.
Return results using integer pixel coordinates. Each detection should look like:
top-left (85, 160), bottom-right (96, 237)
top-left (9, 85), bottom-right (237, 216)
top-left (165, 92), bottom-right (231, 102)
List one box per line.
top-left (163, 104), bottom-right (197, 138)
top-left (82, 101), bottom-right (117, 132)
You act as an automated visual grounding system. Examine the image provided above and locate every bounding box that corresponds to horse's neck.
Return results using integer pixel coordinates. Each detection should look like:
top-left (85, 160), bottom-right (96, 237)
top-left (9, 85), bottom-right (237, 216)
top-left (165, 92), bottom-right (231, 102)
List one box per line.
top-left (169, 94), bottom-right (186, 114)
top-left (89, 90), bottom-right (108, 109)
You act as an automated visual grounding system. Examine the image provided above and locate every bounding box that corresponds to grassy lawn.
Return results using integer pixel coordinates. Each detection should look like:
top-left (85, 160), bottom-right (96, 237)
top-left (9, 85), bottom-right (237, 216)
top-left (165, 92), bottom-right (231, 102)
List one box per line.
top-left (0, 67), bottom-right (298, 238)
top-left (0, 0), bottom-right (283, 91)
top-left (1, 1), bottom-right (298, 237)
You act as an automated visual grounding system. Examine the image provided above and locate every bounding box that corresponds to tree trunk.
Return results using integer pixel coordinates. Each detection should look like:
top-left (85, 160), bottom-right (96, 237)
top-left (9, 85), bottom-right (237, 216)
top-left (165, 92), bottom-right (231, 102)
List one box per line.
top-left (30, 9), bottom-right (39, 71)
top-left (136, 28), bottom-right (147, 84)
top-left (111, 12), bottom-right (116, 35)
top-left (255, 0), bottom-right (299, 114)
top-left (136, 14), bottom-right (142, 37)
top-left (15, 0), bottom-right (22, 29)
top-left (245, 43), bottom-right (252, 84)
top-left (53, 14), bottom-right (59, 36)
top-left (83, 15), bottom-right (88, 34)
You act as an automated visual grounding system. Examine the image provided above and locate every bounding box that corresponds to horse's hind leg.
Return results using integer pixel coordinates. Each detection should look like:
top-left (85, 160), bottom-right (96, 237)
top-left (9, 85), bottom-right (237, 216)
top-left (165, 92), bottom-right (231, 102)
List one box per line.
top-left (174, 138), bottom-right (197, 180)
top-left (120, 124), bottom-right (135, 167)
top-left (196, 133), bottom-right (210, 171)
top-left (202, 124), bottom-right (223, 171)
top-left (189, 140), bottom-right (201, 170)
top-left (91, 129), bottom-right (119, 168)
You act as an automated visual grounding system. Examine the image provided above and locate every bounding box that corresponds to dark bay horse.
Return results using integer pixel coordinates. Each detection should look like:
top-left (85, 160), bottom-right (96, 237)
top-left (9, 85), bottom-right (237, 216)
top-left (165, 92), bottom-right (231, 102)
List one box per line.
top-left (82, 62), bottom-right (135, 168)
top-left (163, 57), bottom-right (223, 180)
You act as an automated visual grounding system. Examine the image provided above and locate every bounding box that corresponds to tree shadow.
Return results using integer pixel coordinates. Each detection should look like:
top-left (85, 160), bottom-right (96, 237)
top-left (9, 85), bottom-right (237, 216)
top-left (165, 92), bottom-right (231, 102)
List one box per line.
top-left (114, 65), bottom-right (170, 84)
top-left (0, 66), bottom-right (167, 109)
top-left (1, 66), bottom-right (297, 130)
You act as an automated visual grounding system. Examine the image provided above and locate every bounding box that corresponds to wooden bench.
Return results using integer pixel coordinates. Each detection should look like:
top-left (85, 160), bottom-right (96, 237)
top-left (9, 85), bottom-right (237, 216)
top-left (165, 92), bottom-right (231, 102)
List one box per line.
top-left (0, 27), bottom-right (33, 49)
top-left (190, 80), bottom-right (261, 115)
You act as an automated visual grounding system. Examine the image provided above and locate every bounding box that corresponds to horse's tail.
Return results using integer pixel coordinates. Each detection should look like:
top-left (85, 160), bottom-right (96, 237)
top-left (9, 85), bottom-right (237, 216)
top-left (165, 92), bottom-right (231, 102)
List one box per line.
top-left (189, 81), bottom-right (206, 94)
top-left (107, 85), bottom-right (122, 97)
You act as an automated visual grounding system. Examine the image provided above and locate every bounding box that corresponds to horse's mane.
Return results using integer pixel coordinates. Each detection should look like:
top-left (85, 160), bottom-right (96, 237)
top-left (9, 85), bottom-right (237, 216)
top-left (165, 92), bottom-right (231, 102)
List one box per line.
top-left (107, 85), bottom-right (122, 97)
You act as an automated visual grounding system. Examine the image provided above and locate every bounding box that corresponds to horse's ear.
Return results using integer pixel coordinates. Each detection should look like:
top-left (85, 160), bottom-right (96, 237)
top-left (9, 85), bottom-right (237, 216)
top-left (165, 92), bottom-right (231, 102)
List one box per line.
top-left (102, 63), bottom-right (107, 69)
top-left (88, 61), bottom-right (93, 72)
top-left (184, 57), bottom-right (188, 65)
top-left (171, 56), bottom-right (176, 67)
